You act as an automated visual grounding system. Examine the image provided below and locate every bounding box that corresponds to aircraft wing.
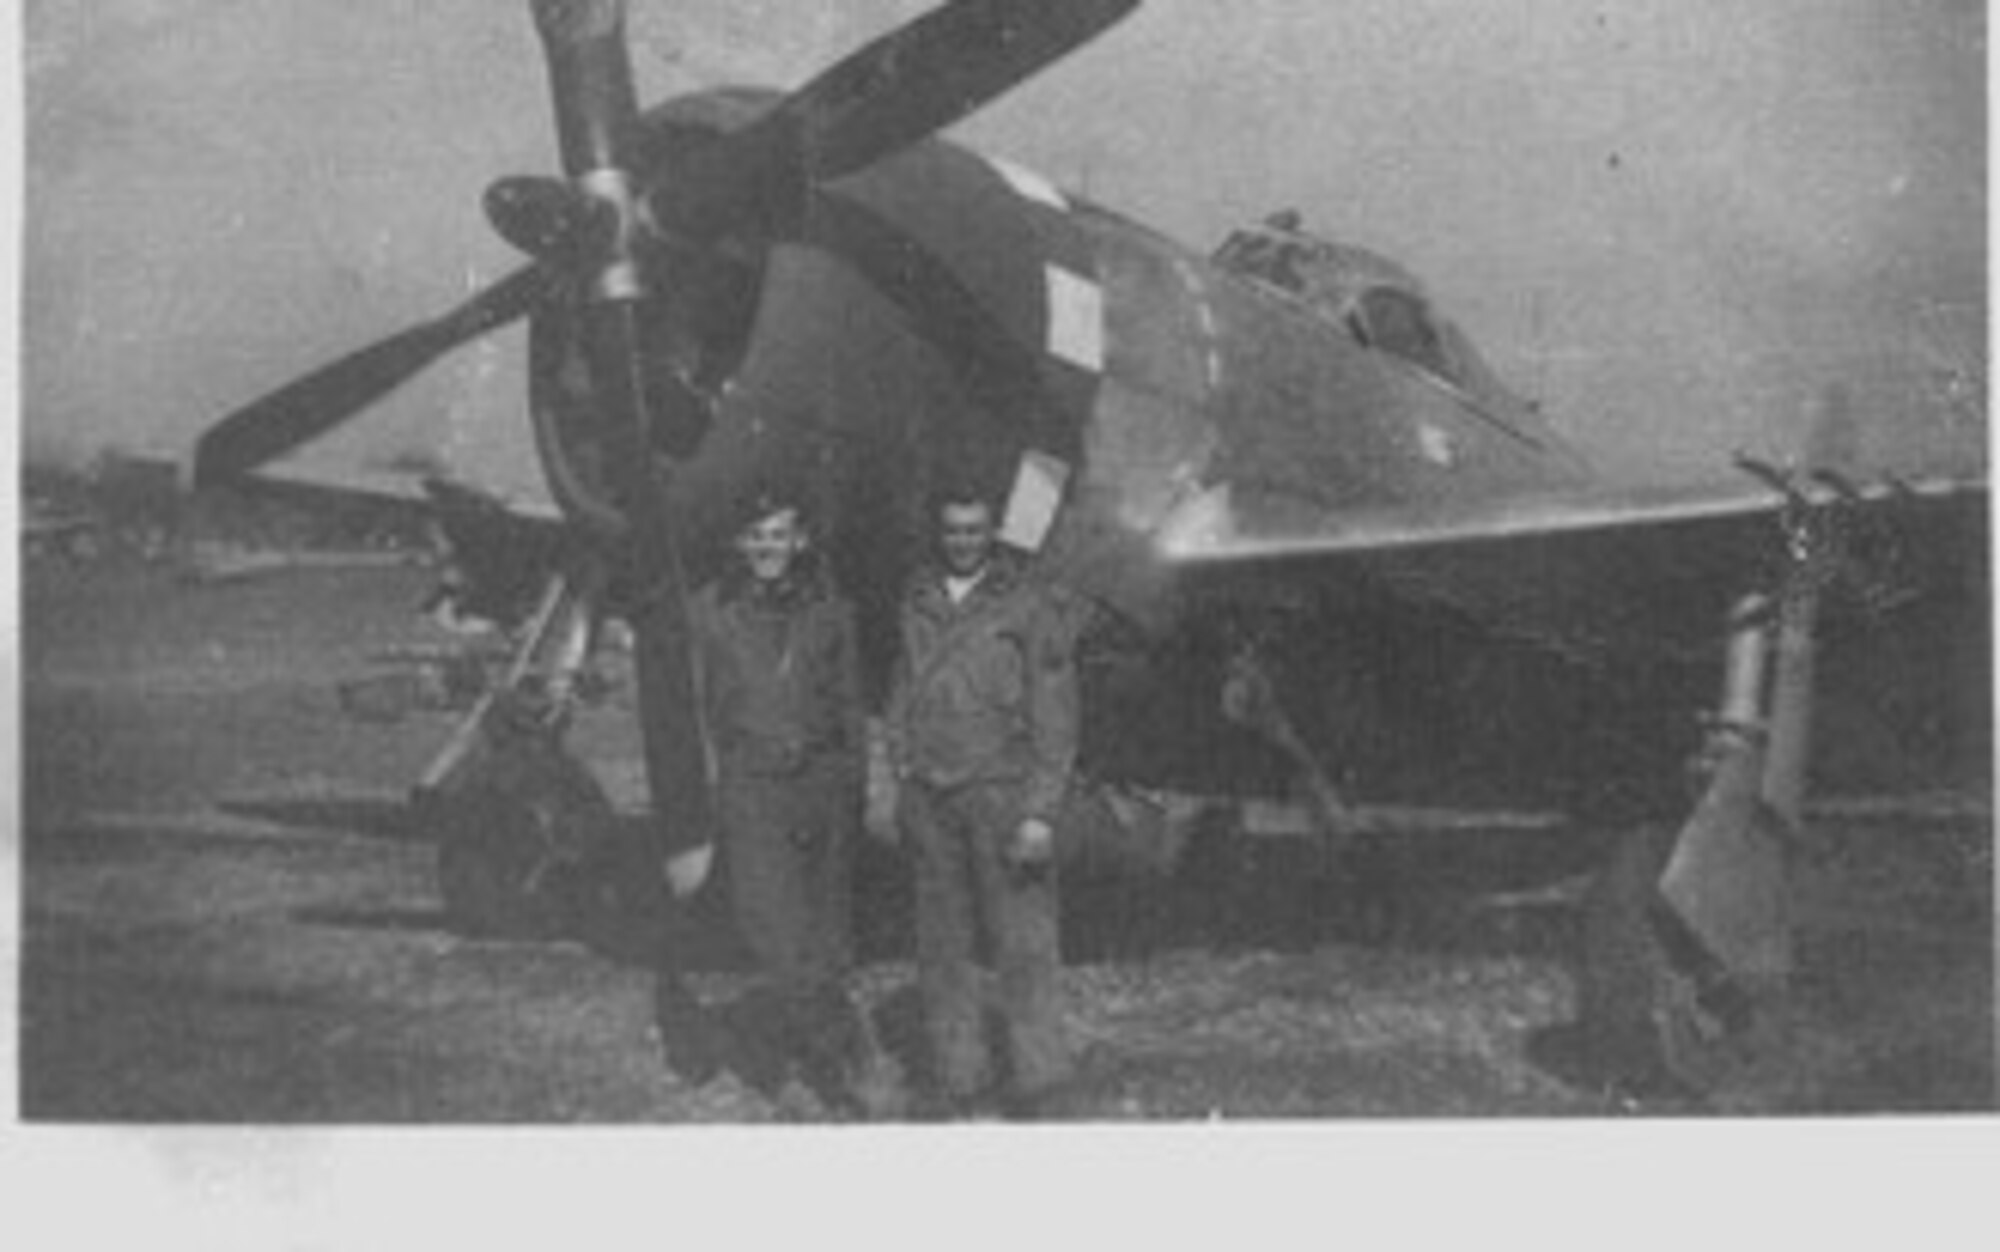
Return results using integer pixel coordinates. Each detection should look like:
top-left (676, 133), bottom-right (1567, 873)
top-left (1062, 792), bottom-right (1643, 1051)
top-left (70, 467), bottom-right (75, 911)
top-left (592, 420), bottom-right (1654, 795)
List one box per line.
top-left (1164, 468), bottom-right (1987, 666)
top-left (225, 460), bottom-right (565, 526)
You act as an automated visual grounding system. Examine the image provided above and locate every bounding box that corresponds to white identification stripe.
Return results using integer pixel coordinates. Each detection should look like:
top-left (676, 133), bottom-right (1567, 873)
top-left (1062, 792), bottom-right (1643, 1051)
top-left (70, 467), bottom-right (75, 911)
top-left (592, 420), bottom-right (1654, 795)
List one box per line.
top-left (984, 154), bottom-right (1069, 211)
top-left (1417, 423), bottom-right (1457, 467)
top-left (1000, 450), bottom-right (1072, 552)
top-left (1045, 264), bottom-right (1104, 372)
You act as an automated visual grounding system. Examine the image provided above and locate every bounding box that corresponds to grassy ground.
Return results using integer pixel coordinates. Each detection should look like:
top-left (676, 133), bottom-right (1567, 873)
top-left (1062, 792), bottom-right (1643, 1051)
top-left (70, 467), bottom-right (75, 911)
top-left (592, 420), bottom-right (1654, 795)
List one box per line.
top-left (18, 561), bottom-right (1994, 1122)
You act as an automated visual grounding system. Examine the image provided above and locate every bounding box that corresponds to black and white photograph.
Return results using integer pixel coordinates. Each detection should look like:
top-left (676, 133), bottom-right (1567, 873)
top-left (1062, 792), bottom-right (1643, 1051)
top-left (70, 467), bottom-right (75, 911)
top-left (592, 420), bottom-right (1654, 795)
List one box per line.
top-left (13, 0), bottom-right (1993, 1222)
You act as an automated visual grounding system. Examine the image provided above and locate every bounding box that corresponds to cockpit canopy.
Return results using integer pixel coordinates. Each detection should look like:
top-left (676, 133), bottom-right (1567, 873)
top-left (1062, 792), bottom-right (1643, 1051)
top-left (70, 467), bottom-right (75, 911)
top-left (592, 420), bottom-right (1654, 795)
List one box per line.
top-left (1212, 212), bottom-right (1499, 400)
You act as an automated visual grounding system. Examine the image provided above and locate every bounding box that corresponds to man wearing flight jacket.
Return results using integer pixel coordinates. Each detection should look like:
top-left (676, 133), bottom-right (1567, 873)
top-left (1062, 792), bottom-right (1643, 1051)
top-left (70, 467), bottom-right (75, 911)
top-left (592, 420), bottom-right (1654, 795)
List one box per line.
top-left (888, 484), bottom-right (1084, 1118)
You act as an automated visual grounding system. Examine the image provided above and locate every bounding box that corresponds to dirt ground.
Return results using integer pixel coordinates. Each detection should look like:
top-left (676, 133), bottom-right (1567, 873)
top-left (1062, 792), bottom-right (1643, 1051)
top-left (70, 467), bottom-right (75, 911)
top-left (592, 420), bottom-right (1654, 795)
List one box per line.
top-left (17, 561), bottom-right (1996, 1123)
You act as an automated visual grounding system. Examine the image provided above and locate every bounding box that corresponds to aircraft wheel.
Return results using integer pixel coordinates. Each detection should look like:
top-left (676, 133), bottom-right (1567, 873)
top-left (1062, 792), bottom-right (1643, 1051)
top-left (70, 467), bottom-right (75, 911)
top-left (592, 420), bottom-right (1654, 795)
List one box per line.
top-left (568, 816), bottom-right (675, 964)
top-left (1576, 823), bottom-right (1733, 1098)
top-left (430, 740), bottom-right (613, 940)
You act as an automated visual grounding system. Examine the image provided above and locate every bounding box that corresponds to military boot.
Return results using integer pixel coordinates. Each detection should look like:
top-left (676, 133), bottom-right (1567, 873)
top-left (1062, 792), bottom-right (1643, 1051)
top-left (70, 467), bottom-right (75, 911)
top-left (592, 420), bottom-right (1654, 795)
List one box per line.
top-left (791, 986), bottom-right (908, 1120)
top-left (652, 969), bottom-right (727, 1086)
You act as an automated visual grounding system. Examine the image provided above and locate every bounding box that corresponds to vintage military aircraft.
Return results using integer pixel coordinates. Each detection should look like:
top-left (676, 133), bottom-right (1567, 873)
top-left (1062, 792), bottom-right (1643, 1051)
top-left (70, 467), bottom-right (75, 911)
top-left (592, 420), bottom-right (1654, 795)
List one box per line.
top-left (193, 0), bottom-right (1986, 1092)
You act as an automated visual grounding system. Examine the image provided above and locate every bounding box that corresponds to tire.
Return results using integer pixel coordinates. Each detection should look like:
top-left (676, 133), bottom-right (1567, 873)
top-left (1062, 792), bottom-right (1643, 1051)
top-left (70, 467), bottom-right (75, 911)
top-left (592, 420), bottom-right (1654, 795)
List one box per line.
top-left (431, 738), bottom-right (614, 940)
top-left (569, 814), bottom-right (675, 964)
top-left (1578, 825), bottom-right (1676, 1054)
top-left (1577, 823), bottom-right (1744, 1098)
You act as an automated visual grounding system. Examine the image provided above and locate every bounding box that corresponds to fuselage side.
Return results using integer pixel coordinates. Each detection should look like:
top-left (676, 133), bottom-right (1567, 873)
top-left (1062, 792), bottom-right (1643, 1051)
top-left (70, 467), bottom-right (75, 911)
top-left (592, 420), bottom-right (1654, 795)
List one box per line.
top-left (530, 87), bottom-right (1595, 631)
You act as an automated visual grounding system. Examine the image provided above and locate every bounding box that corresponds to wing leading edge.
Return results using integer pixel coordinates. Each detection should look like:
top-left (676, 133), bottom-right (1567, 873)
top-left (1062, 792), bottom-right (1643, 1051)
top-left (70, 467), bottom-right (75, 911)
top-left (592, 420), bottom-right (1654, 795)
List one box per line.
top-left (1163, 469), bottom-right (1987, 667)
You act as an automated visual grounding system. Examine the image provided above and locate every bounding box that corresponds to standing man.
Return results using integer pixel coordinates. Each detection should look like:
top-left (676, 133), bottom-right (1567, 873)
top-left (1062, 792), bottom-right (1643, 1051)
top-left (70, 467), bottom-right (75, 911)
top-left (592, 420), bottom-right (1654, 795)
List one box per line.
top-left (889, 481), bottom-right (1084, 1118)
top-left (663, 487), bottom-right (889, 1115)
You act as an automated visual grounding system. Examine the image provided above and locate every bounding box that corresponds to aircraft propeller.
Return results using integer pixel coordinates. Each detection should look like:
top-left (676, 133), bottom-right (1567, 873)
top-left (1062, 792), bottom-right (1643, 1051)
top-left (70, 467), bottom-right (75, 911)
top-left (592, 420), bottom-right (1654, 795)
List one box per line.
top-left (194, 0), bottom-right (1135, 488)
top-left (192, 0), bottom-right (1140, 851)
top-left (523, 0), bottom-right (716, 850)
top-left (191, 264), bottom-right (555, 489)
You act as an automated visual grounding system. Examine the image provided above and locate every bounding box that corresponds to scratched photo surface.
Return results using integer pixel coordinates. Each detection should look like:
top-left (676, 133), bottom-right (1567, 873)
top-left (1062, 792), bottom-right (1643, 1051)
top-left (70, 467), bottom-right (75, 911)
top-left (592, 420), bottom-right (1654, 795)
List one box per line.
top-left (19, 0), bottom-right (1990, 1139)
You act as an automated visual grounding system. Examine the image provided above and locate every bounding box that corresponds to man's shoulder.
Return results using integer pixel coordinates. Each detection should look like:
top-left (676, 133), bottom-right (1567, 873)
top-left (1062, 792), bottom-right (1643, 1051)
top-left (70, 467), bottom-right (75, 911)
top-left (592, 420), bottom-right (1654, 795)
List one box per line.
top-left (897, 553), bottom-right (1080, 624)
top-left (990, 554), bottom-right (1079, 614)
top-left (898, 565), bottom-right (948, 612)
top-left (688, 580), bottom-right (724, 622)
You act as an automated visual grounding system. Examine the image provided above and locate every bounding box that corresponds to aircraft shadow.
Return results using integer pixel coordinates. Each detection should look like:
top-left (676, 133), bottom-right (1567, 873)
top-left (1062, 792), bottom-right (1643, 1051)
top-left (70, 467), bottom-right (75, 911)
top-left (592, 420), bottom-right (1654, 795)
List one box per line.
top-left (292, 903), bottom-right (456, 934)
top-left (260, 804), bottom-right (1598, 982)
top-left (220, 796), bottom-right (426, 843)
top-left (1058, 823), bottom-right (1596, 967)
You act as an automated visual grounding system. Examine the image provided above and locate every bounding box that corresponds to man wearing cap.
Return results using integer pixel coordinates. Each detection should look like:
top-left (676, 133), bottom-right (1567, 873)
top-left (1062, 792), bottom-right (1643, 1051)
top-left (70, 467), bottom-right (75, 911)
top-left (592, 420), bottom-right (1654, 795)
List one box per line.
top-left (663, 488), bottom-right (894, 1116)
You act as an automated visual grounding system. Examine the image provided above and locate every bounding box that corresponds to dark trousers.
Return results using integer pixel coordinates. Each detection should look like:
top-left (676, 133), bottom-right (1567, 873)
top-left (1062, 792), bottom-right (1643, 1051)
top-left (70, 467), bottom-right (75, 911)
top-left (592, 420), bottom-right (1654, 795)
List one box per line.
top-left (902, 779), bottom-right (1070, 1099)
top-left (718, 768), bottom-right (865, 1087)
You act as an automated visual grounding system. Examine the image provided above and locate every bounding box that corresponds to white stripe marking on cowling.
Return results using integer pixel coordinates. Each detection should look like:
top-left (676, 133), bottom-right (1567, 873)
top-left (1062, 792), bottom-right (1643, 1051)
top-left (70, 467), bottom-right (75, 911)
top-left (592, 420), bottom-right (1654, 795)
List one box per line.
top-left (1417, 422), bottom-right (1459, 468)
top-left (1045, 264), bottom-right (1105, 372)
top-left (984, 153), bottom-right (1070, 211)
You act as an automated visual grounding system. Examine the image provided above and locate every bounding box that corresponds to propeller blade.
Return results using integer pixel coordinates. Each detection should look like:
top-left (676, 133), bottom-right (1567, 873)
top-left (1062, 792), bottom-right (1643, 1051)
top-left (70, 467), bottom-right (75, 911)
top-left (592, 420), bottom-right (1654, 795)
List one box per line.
top-left (530, 0), bottom-right (715, 852)
top-left (531, 0), bottom-right (644, 179)
top-left (194, 264), bottom-right (553, 487)
top-left (782, 0), bottom-right (1139, 181)
top-left (653, 0), bottom-right (1140, 238)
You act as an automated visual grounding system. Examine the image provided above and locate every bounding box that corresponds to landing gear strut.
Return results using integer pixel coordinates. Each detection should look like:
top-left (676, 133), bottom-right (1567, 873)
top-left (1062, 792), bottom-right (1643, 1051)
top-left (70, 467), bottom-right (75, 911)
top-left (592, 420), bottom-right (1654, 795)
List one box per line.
top-left (415, 568), bottom-right (624, 939)
top-left (1575, 478), bottom-right (1835, 1097)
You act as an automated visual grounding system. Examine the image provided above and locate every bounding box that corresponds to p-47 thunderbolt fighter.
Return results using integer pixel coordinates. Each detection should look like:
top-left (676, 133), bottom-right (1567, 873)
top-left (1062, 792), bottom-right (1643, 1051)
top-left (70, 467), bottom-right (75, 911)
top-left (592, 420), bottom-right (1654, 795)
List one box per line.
top-left (195, 0), bottom-right (1986, 1093)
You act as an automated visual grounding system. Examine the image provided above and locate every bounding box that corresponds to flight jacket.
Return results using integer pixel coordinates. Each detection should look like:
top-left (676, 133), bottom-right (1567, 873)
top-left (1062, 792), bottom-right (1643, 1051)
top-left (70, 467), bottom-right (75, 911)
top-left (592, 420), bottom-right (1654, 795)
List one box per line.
top-left (886, 553), bottom-right (1082, 823)
top-left (688, 569), bottom-right (866, 794)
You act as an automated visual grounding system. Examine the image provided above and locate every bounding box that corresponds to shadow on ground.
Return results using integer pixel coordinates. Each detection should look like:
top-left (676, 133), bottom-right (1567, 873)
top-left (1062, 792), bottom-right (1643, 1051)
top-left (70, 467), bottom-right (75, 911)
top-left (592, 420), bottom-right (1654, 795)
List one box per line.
top-left (221, 796), bottom-right (425, 842)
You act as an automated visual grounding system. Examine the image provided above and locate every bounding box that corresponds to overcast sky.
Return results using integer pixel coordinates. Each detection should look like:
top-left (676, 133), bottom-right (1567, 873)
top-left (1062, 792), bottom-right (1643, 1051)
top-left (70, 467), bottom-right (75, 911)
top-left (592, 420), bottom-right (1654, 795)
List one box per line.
top-left (22, 0), bottom-right (1986, 491)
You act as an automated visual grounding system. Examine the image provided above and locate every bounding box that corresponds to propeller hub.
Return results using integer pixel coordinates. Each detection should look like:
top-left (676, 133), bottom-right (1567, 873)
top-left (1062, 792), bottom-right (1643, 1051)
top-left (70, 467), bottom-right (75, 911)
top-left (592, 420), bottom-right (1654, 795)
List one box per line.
top-left (573, 167), bottom-right (647, 301)
top-left (484, 176), bottom-right (601, 263)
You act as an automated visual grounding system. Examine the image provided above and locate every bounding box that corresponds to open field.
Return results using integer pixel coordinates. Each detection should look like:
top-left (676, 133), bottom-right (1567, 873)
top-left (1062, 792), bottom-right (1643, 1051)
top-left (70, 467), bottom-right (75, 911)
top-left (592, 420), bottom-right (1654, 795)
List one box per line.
top-left (19, 560), bottom-right (1994, 1122)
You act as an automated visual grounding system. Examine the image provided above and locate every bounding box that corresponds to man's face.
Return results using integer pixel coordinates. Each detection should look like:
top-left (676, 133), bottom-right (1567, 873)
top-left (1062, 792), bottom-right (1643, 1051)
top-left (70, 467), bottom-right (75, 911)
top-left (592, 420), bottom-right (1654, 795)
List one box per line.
top-left (937, 500), bottom-right (996, 578)
top-left (735, 506), bottom-right (807, 584)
